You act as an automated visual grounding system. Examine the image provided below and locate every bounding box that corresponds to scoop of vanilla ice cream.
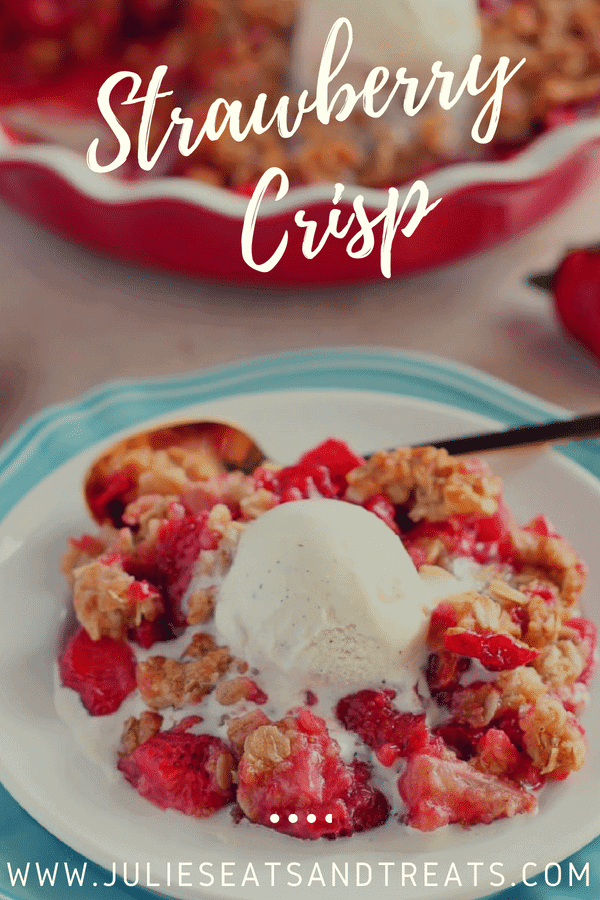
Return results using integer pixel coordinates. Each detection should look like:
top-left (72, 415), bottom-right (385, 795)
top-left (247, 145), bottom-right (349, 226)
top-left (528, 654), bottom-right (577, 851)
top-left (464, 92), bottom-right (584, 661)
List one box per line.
top-left (291, 0), bottom-right (481, 151)
top-left (293, 0), bottom-right (480, 90)
top-left (215, 499), bottom-right (437, 689)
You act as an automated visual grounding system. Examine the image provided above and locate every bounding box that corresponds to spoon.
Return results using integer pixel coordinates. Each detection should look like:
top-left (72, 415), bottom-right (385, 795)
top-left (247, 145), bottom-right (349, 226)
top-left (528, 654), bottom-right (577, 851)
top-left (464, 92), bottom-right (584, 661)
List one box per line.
top-left (84, 411), bottom-right (600, 523)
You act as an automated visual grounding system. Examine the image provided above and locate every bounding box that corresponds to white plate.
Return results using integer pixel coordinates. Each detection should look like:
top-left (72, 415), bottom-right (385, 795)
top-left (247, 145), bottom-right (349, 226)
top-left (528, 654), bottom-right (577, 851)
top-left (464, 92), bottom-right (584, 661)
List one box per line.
top-left (1, 388), bottom-right (599, 900)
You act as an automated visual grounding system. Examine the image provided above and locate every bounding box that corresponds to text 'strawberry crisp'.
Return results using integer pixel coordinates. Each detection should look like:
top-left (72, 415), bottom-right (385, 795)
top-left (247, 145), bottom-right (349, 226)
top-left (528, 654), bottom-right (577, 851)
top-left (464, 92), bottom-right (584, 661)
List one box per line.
top-left (56, 436), bottom-right (597, 839)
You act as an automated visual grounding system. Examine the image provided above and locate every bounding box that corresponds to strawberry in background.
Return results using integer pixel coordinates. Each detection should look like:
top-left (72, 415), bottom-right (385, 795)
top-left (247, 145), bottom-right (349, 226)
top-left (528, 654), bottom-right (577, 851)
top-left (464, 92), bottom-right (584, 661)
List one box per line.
top-left (530, 245), bottom-right (600, 366)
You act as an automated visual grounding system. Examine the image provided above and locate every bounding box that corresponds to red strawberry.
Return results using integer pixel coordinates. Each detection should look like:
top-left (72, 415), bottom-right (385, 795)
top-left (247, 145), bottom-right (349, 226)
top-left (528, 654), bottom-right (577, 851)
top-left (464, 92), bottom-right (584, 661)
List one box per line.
top-left (530, 246), bottom-right (600, 364)
top-left (297, 439), bottom-right (365, 483)
top-left (444, 630), bottom-right (539, 671)
top-left (118, 724), bottom-right (235, 816)
top-left (153, 513), bottom-right (219, 621)
top-left (336, 689), bottom-right (433, 760)
top-left (86, 469), bottom-right (137, 527)
top-left (59, 626), bottom-right (136, 715)
top-left (236, 708), bottom-right (389, 838)
top-left (399, 753), bottom-right (537, 831)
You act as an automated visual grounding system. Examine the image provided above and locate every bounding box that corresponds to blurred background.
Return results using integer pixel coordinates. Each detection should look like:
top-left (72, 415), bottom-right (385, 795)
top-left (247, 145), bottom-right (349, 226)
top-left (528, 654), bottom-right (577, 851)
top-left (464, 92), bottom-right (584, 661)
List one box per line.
top-left (1, 173), bottom-right (599, 447)
top-left (1, 0), bottom-right (600, 444)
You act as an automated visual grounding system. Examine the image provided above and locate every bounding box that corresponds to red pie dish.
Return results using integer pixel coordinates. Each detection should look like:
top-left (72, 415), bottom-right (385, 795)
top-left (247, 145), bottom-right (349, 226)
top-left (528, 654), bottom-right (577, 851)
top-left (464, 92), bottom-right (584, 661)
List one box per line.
top-left (1, 0), bottom-right (600, 282)
top-left (56, 435), bottom-right (598, 838)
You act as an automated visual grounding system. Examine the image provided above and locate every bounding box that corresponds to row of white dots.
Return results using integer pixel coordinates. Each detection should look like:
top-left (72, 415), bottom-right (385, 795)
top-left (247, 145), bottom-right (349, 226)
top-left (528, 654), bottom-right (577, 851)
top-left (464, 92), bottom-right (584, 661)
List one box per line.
top-left (270, 813), bottom-right (333, 824)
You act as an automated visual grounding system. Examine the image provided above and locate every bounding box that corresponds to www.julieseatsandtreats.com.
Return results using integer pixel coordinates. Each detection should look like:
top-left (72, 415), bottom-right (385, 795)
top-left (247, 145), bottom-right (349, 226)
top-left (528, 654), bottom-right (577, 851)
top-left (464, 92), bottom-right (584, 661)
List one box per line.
top-left (3, 859), bottom-right (591, 891)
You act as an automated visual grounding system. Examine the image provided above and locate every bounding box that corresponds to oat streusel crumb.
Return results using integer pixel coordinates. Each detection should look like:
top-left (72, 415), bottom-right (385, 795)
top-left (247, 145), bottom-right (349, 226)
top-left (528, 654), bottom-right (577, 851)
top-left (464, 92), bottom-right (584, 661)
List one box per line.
top-left (521, 696), bottom-right (586, 776)
top-left (120, 711), bottom-right (164, 756)
top-left (72, 559), bottom-right (162, 641)
top-left (346, 448), bottom-right (502, 521)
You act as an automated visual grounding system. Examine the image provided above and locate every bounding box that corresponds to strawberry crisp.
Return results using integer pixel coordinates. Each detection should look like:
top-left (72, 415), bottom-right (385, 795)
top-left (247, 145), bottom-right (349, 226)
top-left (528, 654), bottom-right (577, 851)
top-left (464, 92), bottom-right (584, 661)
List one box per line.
top-left (57, 434), bottom-right (597, 838)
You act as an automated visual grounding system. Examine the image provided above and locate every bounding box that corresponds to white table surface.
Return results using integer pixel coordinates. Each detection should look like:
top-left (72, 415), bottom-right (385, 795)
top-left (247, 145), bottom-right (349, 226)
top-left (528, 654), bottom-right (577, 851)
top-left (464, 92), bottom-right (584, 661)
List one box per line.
top-left (0, 178), bottom-right (599, 447)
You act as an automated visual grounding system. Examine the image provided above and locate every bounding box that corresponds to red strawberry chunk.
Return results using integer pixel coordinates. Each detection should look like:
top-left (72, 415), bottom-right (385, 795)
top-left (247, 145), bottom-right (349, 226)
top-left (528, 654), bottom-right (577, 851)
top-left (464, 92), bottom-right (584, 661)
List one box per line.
top-left (403, 501), bottom-right (513, 565)
top-left (297, 439), bottom-right (365, 483)
top-left (475, 728), bottom-right (520, 774)
top-left (118, 723), bottom-right (234, 817)
top-left (59, 626), bottom-right (136, 716)
top-left (153, 513), bottom-right (219, 621)
top-left (433, 722), bottom-right (486, 760)
top-left (336, 690), bottom-right (432, 760)
top-left (444, 630), bottom-right (539, 671)
top-left (87, 470), bottom-right (137, 526)
top-left (128, 616), bottom-right (173, 649)
top-left (425, 651), bottom-right (471, 706)
top-left (427, 602), bottom-right (460, 649)
top-left (237, 708), bottom-right (389, 839)
top-left (399, 753), bottom-right (537, 831)
top-left (254, 462), bottom-right (339, 502)
top-left (485, 712), bottom-right (543, 788)
top-left (492, 710), bottom-right (525, 750)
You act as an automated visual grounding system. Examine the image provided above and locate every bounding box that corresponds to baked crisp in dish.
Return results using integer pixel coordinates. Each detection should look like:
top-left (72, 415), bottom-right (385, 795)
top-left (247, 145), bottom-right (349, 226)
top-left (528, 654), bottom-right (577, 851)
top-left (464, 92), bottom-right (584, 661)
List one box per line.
top-left (2, 1), bottom-right (600, 189)
top-left (57, 436), bottom-right (597, 837)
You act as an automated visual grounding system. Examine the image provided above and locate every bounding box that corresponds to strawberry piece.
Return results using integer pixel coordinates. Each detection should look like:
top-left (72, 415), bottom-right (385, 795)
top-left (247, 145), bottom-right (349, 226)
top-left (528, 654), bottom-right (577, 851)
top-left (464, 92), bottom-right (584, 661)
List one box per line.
top-left (433, 722), bottom-right (486, 760)
top-left (492, 710), bottom-right (525, 750)
top-left (547, 246), bottom-right (600, 364)
top-left (444, 630), bottom-right (539, 671)
top-left (425, 650), bottom-right (471, 706)
top-left (524, 513), bottom-right (561, 538)
top-left (434, 720), bottom-right (545, 789)
top-left (118, 723), bottom-right (234, 816)
top-left (403, 501), bottom-right (513, 566)
top-left (298, 439), bottom-right (365, 483)
top-left (59, 626), bottom-right (136, 715)
top-left (475, 728), bottom-right (545, 789)
top-left (254, 462), bottom-right (339, 502)
top-left (252, 438), bottom-right (363, 503)
top-left (336, 689), bottom-right (432, 760)
top-left (237, 708), bottom-right (389, 839)
top-left (475, 727), bottom-right (520, 773)
top-left (153, 512), bottom-right (219, 621)
top-left (86, 469), bottom-right (137, 526)
top-left (399, 753), bottom-right (537, 831)
top-left (427, 602), bottom-right (460, 649)
top-left (128, 616), bottom-right (173, 649)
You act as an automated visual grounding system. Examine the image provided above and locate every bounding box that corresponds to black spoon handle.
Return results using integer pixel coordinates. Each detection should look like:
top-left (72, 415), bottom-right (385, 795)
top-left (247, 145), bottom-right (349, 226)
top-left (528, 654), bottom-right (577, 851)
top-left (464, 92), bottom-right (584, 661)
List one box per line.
top-left (413, 411), bottom-right (600, 455)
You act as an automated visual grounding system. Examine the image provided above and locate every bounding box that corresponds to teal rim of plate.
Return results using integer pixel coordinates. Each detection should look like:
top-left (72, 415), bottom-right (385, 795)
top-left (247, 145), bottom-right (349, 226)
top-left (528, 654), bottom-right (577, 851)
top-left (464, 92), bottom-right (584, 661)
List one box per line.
top-left (1, 347), bottom-right (599, 900)
top-left (2, 346), bottom-right (600, 522)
